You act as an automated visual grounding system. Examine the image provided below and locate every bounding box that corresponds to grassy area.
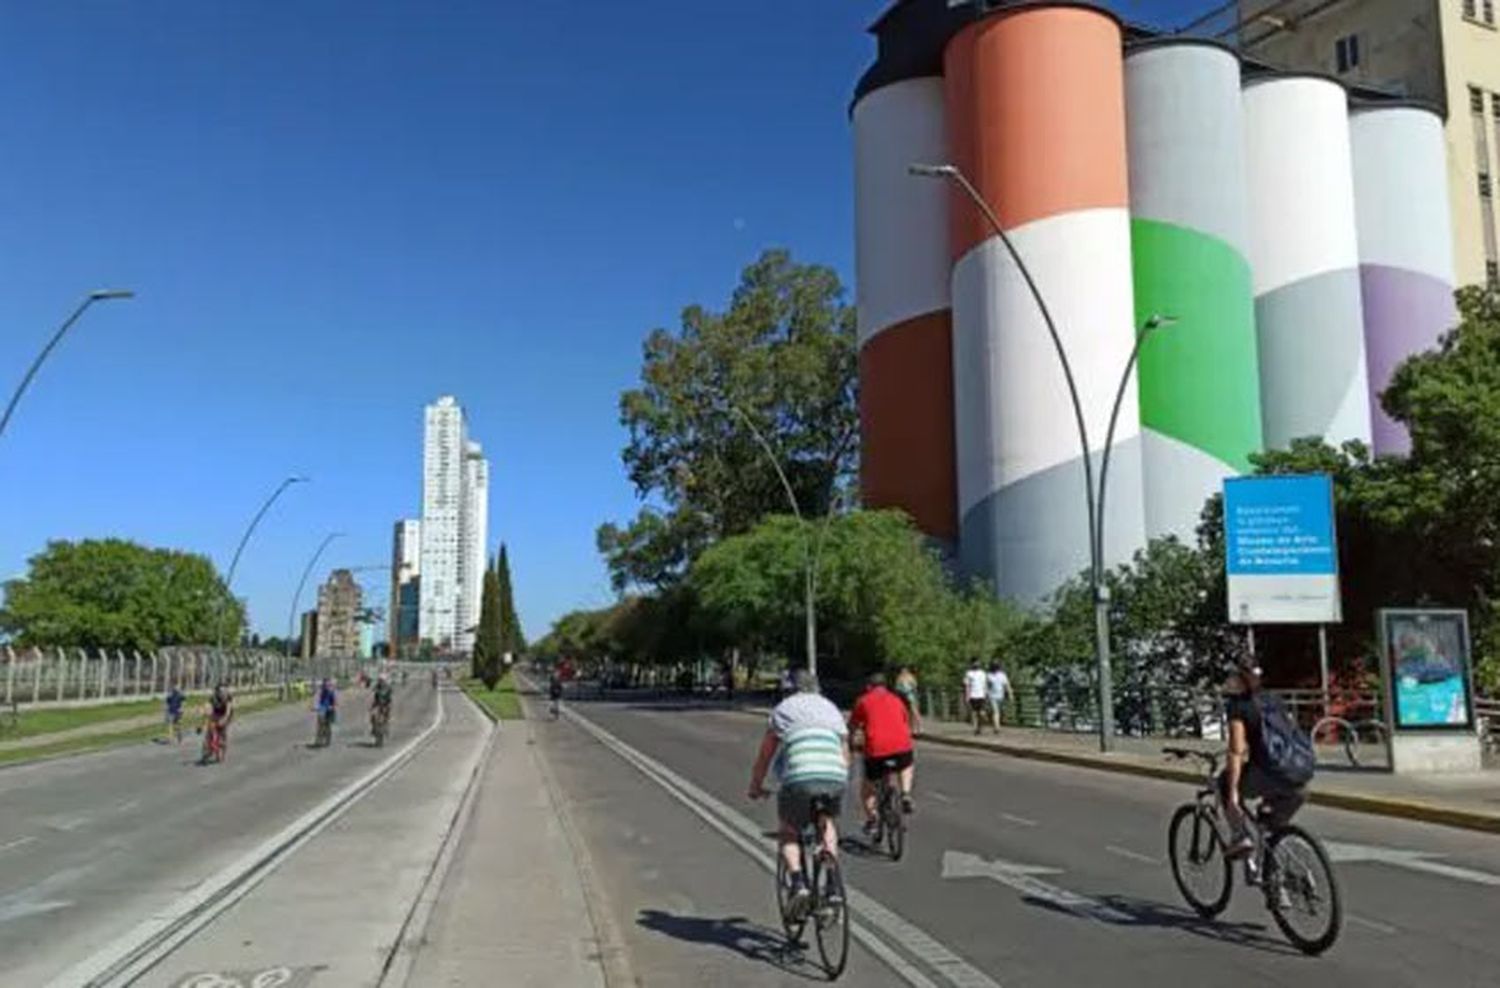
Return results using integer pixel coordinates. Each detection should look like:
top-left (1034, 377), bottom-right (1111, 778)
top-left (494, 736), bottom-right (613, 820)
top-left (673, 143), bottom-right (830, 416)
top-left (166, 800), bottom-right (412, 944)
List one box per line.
top-left (0, 690), bottom-right (290, 767)
top-left (461, 674), bottom-right (524, 721)
top-left (0, 687), bottom-right (284, 741)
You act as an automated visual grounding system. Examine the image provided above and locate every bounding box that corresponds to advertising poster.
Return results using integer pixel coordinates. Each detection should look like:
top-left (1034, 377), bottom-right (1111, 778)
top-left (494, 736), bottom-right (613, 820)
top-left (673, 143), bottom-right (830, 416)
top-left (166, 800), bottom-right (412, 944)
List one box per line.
top-left (1223, 475), bottom-right (1341, 624)
top-left (1381, 609), bottom-right (1474, 731)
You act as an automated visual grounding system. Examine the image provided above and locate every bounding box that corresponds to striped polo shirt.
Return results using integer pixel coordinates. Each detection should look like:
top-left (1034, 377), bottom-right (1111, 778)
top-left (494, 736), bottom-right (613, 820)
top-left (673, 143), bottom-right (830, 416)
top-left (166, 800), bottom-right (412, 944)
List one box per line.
top-left (770, 691), bottom-right (849, 787)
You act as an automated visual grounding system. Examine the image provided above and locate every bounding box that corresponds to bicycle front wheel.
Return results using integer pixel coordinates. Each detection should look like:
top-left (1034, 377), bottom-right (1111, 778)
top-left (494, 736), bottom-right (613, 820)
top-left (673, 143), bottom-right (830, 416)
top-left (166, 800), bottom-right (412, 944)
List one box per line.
top-left (1168, 803), bottom-right (1232, 918)
top-left (775, 854), bottom-right (807, 943)
top-left (1266, 825), bottom-right (1342, 955)
top-left (812, 853), bottom-right (850, 980)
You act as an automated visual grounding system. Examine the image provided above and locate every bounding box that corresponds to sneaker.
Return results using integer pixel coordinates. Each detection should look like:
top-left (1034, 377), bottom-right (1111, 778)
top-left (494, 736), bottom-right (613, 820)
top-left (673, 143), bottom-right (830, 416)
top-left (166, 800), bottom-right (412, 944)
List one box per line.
top-left (901, 795), bottom-right (915, 815)
top-left (786, 875), bottom-right (812, 921)
top-left (1264, 878), bottom-right (1293, 912)
top-left (862, 817), bottom-right (880, 838)
top-left (1224, 833), bottom-right (1255, 860)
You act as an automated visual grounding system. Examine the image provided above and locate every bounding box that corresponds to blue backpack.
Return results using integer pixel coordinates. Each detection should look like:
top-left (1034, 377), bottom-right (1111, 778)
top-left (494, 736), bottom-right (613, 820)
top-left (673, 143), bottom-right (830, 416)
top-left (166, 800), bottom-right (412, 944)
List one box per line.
top-left (1255, 693), bottom-right (1316, 787)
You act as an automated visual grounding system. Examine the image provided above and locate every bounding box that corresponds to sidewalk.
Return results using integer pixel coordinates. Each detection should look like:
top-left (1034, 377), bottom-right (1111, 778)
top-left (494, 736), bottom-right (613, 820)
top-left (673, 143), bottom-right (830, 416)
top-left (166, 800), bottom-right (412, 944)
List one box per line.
top-left (917, 718), bottom-right (1500, 834)
top-left (401, 713), bottom-right (618, 987)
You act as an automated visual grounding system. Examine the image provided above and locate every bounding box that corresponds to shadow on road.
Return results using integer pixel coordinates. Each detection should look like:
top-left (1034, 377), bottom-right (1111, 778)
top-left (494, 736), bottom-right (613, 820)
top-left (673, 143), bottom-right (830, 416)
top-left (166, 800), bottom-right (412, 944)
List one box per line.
top-left (1022, 892), bottom-right (1295, 956)
top-left (636, 909), bottom-right (826, 981)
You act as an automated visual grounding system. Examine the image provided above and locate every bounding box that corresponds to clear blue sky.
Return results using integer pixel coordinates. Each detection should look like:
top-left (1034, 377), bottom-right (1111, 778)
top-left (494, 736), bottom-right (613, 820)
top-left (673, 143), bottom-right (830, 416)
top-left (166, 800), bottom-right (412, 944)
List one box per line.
top-left (0, 0), bottom-right (1206, 641)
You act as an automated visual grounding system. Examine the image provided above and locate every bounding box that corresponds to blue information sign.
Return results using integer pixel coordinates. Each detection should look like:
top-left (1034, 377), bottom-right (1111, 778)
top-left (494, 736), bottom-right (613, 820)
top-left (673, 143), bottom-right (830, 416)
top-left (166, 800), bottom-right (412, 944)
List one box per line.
top-left (1223, 475), bottom-right (1341, 623)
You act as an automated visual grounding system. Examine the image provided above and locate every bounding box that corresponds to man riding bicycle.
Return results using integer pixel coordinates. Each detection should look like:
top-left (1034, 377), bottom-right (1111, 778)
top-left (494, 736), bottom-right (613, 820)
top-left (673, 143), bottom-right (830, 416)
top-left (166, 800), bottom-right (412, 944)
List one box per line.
top-left (1221, 662), bottom-right (1309, 853)
top-left (848, 671), bottom-right (916, 835)
top-left (748, 670), bottom-right (850, 920)
top-left (315, 678), bottom-right (338, 742)
top-left (371, 672), bottom-right (393, 731)
top-left (204, 683), bottom-right (234, 755)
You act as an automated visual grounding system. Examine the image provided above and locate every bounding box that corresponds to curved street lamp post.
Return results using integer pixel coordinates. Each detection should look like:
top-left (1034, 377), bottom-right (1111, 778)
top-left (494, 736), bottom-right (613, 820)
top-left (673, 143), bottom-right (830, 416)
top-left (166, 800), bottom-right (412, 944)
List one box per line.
top-left (910, 162), bottom-right (1176, 752)
top-left (286, 532), bottom-right (345, 662)
top-left (217, 475), bottom-right (309, 650)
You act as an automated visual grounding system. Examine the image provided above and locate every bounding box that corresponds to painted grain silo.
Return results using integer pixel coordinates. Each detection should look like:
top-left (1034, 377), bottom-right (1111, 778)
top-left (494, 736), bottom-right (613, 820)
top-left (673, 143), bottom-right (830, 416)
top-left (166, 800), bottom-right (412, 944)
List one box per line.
top-left (945, 2), bottom-right (1144, 603)
top-left (1349, 103), bottom-right (1458, 456)
top-left (1243, 74), bottom-right (1372, 450)
top-left (1126, 40), bottom-right (1263, 542)
top-left (853, 75), bottom-right (957, 544)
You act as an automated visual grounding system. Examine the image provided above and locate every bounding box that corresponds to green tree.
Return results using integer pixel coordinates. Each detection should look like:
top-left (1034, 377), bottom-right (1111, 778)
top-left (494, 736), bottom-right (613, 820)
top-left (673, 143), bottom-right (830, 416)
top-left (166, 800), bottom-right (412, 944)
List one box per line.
top-left (0, 539), bottom-right (243, 651)
top-left (495, 543), bottom-right (525, 657)
top-left (599, 249), bottom-right (858, 592)
top-left (472, 562), bottom-right (503, 688)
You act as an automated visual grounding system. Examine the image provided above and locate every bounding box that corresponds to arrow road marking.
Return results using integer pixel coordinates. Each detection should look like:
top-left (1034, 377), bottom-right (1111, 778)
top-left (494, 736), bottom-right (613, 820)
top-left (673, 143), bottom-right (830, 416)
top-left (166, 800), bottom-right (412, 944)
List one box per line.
top-left (942, 850), bottom-right (1133, 924)
top-left (1325, 841), bottom-right (1500, 888)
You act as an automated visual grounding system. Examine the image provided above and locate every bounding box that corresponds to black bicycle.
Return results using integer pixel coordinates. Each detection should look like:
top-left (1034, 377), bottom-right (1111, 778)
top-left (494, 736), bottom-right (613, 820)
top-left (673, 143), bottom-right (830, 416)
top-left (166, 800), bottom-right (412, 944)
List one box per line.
top-left (774, 794), bottom-right (850, 980)
top-left (1164, 747), bottom-right (1342, 955)
top-left (870, 770), bottom-right (906, 862)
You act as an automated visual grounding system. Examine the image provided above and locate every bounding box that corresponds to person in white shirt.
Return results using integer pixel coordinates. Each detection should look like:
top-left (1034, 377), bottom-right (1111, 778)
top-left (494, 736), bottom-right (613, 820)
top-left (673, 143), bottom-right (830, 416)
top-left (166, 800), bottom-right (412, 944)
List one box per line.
top-left (986, 662), bottom-right (1011, 733)
top-left (962, 660), bottom-right (988, 735)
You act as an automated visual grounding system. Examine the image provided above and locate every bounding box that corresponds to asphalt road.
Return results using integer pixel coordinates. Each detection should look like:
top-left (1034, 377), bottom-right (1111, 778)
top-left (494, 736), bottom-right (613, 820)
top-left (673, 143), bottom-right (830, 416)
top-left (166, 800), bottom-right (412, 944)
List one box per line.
top-left (0, 682), bottom-right (435, 986)
top-left (536, 696), bottom-right (1500, 988)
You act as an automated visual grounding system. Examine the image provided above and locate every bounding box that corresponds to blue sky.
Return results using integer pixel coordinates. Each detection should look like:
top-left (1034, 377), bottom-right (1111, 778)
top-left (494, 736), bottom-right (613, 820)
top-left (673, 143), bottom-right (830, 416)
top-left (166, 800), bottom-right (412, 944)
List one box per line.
top-left (0, 0), bottom-right (1207, 641)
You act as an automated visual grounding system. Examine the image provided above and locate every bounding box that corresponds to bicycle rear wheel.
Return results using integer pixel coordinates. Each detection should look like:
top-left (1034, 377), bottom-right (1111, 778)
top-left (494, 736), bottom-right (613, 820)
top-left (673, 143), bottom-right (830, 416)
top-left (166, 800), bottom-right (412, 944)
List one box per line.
top-left (1168, 803), bottom-right (1232, 918)
top-left (1266, 825), bottom-right (1342, 955)
top-left (882, 792), bottom-right (906, 862)
top-left (812, 852), bottom-right (850, 980)
top-left (775, 853), bottom-right (807, 943)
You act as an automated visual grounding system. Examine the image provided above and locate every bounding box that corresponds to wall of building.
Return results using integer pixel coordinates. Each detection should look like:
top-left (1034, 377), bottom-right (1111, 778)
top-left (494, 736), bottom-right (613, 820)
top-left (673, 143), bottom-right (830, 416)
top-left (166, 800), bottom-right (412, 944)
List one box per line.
top-left (1437, 1), bottom-right (1500, 288)
top-left (420, 398), bottom-right (464, 649)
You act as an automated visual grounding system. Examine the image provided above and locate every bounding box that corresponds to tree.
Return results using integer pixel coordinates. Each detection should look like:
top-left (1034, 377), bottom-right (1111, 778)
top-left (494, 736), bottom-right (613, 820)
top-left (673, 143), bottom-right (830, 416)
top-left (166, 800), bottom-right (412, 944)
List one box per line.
top-left (495, 543), bottom-right (525, 657)
top-left (0, 539), bottom-right (243, 651)
top-left (472, 562), bottom-right (502, 689)
top-left (600, 249), bottom-right (858, 592)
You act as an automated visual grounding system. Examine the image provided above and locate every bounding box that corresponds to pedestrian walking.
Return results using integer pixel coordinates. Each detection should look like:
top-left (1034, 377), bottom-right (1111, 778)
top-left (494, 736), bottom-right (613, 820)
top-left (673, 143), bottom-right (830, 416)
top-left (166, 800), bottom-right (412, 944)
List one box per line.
top-left (963, 659), bottom-right (988, 735)
top-left (894, 665), bottom-right (922, 732)
top-left (986, 661), bottom-right (1011, 733)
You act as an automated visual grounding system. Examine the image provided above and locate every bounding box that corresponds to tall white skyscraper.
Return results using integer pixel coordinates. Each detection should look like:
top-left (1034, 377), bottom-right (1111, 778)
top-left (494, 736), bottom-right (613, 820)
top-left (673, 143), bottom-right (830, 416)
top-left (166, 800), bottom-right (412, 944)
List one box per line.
top-left (418, 396), bottom-right (489, 652)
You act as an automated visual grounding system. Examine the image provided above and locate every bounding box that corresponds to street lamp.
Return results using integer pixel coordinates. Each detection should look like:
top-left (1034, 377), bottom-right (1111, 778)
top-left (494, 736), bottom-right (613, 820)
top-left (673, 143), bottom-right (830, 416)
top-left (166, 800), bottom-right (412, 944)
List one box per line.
top-left (286, 532), bottom-right (345, 660)
top-left (910, 162), bottom-right (1177, 752)
top-left (217, 475), bottom-right (309, 650)
top-left (1, 289), bottom-right (135, 444)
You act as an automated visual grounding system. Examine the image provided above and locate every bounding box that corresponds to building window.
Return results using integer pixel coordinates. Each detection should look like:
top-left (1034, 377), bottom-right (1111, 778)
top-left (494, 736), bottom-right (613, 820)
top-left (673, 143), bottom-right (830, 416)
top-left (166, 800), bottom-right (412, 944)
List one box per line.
top-left (1463, 0), bottom-right (1476, 19)
top-left (1488, 261), bottom-right (1499, 287)
top-left (1334, 34), bottom-right (1360, 73)
top-left (1486, 0), bottom-right (1496, 26)
top-left (1485, 174), bottom-right (1495, 198)
top-left (1473, 87), bottom-right (1486, 114)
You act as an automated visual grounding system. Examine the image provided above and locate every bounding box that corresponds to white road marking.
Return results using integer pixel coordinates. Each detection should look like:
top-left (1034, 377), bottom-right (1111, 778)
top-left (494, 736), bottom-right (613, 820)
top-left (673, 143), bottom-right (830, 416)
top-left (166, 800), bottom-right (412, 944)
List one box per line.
top-left (0, 897), bottom-right (71, 924)
top-left (928, 791), bottom-right (955, 804)
top-left (999, 813), bottom-right (1037, 827)
top-left (1326, 841), bottom-right (1500, 888)
top-left (1104, 845), bottom-right (1159, 866)
top-left (1347, 914), bottom-right (1398, 935)
top-left (0, 835), bottom-right (37, 855)
top-left (942, 850), bottom-right (1134, 924)
top-left (563, 705), bottom-right (999, 988)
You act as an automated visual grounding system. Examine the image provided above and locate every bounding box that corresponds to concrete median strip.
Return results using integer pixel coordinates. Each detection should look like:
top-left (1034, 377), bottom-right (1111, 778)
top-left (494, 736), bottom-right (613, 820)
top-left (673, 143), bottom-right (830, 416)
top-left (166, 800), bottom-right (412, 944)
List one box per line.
top-left (561, 703), bottom-right (1002, 988)
top-left (50, 691), bottom-right (449, 988)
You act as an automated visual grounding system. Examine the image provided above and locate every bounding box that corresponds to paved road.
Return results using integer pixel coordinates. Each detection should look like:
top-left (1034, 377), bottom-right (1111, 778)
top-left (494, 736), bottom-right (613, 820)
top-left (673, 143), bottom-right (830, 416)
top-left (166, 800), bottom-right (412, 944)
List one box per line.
top-left (537, 697), bottom-right (1500, 988)
top-left (0, 682), bottom-right (435, 985)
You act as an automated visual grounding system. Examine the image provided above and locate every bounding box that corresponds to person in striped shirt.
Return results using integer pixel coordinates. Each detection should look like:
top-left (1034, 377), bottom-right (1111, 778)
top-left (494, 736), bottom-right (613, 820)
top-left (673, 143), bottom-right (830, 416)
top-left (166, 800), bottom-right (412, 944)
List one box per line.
top-left (749, 670), bottom-right (850, 918)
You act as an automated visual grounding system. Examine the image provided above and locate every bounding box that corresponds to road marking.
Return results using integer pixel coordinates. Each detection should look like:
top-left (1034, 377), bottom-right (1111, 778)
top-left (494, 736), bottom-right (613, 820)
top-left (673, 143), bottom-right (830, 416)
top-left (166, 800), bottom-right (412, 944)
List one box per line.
top-left (1104, 845), bottom-right (1158, 866)
top-left (943, 850), bottom-right (1133, 924)
top-left (54, 690), bottom-right (450, 988)
top-left (0, 835), bottom-right (36, 855)
top-left (115, 799), bottom-right (140, 814)
top-left (1347, 914), bottom-right (1398, 935)
top-left (562, 704), bottom-right (998, 988)
top-left (928, 791), bottom-right (955, 804)
top-left (999, 813), bottom-right (1036, 828)
top-left (0, 897), bottom-right (70, 924)
top-left (1326, 841), bottom-right (1500, 888)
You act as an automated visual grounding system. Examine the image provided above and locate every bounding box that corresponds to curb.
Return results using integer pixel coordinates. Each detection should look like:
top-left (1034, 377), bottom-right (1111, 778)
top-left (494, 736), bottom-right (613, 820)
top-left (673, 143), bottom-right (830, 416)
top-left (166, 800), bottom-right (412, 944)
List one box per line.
top-left (915, 731), bottom-right (1500, 836)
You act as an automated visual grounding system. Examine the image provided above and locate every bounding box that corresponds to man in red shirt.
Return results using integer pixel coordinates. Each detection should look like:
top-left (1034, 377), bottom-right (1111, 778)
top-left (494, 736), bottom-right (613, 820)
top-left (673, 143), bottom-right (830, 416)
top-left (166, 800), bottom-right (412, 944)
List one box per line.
top-left (848, 671), bottom-right (916, 832)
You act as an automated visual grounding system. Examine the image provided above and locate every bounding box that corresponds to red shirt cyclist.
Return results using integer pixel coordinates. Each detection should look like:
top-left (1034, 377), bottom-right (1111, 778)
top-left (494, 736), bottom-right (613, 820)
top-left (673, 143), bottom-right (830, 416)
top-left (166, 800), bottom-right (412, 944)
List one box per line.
top-left (848, 671), bottom-right (916, 833)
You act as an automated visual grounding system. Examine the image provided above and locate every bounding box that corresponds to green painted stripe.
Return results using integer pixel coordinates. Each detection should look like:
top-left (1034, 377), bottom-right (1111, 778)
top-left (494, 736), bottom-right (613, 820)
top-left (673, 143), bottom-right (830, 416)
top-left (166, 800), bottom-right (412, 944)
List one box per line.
top-left (1131, 219), bottom-right (1263, 472)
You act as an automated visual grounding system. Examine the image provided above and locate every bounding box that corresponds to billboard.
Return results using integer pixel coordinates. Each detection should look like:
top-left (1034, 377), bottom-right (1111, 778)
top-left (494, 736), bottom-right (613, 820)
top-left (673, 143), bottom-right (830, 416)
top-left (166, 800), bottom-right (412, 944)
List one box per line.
top-left (1224, 475), bottom-right (1341, 624)
top-left (1380, 609), bottom-right (1475, 731)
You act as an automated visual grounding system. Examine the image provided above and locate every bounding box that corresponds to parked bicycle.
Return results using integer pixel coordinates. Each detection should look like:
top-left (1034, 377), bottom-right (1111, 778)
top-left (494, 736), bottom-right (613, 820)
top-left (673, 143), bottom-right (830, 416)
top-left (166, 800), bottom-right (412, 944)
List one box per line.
top-left (773, 792), bottom-right (850, 980)
top-left (1310, 715), bottom-right (1388, 768)
top-left (1164, 747), bottom-right (1342, 955)
top-left (869, 770), bottom-right (906, 862)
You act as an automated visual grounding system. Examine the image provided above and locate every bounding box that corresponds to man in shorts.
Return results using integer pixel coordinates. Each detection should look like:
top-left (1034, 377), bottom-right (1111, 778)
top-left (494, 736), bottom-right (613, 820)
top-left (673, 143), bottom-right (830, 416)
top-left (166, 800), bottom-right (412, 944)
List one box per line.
top-left (748, 670), bottom-right (849, 919)
top-left (963, 659), bottom-right (988, 734)
top-left (849, 672), bottom-right (916, 833)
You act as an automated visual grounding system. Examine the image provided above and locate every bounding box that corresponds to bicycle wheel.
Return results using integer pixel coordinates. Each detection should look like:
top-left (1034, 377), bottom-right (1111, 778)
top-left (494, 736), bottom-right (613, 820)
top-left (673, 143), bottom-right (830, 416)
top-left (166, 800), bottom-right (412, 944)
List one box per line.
top-left (883, 793), bottom-right (905, 862)
top-left (812, 852), bottom-right (850, 980)
top-left (1168, 803), bottom-right (1232, 918)
top-left (1266, 825), bottom-right (1342, 955)
top-left (775, 853), bottom-right (807, 943)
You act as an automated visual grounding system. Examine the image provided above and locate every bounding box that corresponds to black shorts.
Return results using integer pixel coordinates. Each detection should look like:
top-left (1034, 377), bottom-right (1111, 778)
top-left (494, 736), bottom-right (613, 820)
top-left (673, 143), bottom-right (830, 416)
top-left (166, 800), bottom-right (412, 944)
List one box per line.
top-left (863, 750), bottom-right (915, 780)
top-left (778, 781), bottom-right (845, 831)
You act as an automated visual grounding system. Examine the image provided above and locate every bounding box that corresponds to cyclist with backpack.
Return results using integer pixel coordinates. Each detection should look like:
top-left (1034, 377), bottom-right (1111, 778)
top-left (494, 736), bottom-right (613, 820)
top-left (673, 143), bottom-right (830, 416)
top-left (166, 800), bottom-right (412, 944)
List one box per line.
top-left (1220, 660), bottom-right (1314, 858)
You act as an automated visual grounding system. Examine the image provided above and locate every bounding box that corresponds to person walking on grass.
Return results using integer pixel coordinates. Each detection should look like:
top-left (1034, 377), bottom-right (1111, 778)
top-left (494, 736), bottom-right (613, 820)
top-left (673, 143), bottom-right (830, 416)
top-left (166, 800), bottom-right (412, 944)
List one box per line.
top-left (986, 661), bottom-right (1011, 733)
top-left (963, 659), bottom-right (988, 735)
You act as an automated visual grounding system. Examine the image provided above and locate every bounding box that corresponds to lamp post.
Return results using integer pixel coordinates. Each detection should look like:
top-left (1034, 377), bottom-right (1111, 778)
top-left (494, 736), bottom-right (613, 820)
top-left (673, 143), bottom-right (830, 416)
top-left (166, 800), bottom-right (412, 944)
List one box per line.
top-left (286, 532), bottom-right (344, 661)
top-left (1, 290), bottom-right (135, 444)
top-left (910, 162), bottom-right (1176, 752)
top-left (217, 475), bottom-right (308, 650)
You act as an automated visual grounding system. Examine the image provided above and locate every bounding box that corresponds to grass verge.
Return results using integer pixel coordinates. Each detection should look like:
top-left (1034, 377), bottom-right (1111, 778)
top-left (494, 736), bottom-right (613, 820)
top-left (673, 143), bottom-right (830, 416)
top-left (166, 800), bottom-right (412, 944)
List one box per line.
top-left (461, 674), bottom-right (523, 721)
top-left (0, 690), bottom-right (289, 768)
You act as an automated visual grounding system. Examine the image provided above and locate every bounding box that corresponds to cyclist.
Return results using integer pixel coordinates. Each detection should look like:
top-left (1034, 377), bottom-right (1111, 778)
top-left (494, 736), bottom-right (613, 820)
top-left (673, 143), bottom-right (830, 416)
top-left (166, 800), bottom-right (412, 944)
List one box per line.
top-left (315, 677), bottom-right (338, 744)
top-left (548, 672), bottom-right (564, 714)
top-left (205, 682), bottom-right (234, 757)
top-left (1220, 661), bottom-right (1308, 858)
top-left (849, 671), bottom-right (916, 834)
top-left (371, 672), bottom-right (394, 734)
top-left (163, 681), bottom-right (186, 744)
top-left (748, 670), bottom-right (850, 920)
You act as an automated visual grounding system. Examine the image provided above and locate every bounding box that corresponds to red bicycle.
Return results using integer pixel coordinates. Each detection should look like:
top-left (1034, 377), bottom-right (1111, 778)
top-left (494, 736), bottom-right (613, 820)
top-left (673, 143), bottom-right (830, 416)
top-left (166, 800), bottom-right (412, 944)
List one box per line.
top-left (199, 717), bottom-right (226, 765)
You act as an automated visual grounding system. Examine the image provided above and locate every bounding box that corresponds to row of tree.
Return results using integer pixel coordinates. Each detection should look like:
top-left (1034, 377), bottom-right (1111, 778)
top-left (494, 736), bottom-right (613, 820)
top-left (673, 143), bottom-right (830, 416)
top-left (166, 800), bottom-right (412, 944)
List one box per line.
top-left (547, 250), bottom-right (1499, 702)
top-left (472, 543), bottom-right (525, 687)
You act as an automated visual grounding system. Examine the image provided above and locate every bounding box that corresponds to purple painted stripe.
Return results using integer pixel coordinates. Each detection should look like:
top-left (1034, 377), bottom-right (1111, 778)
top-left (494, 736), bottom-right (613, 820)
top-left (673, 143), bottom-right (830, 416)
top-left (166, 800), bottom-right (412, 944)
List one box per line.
top-left (1360, 264), bottom-right (1456, 456)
